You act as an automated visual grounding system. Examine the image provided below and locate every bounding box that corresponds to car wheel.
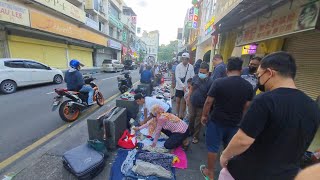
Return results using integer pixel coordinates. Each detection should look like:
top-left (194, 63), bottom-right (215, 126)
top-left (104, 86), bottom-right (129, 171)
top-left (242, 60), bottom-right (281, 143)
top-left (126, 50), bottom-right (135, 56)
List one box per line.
top-left (0, 80), bottom-right (17, 94)
top-left (53, 75), bottom-right (63, 84)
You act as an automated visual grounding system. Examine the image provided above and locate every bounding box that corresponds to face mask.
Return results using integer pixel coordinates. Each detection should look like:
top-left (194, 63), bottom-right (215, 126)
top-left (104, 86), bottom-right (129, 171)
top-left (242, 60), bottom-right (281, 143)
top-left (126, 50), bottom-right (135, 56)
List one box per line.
top-left (249, 66), bottom-right (257, 73)
top-left (257, 72), bottom-right (271, 92)
top-left (198, 73), bottom-right (207, 79)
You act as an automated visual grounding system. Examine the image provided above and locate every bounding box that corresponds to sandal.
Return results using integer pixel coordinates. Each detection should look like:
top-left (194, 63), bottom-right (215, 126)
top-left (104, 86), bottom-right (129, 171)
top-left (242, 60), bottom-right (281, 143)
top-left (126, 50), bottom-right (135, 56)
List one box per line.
top-left (200, 165), bottom-right (210, 180)
top-left (182, 139), bottom-right (190, 151)
top-left (192, 137), bottom-right (199, 144)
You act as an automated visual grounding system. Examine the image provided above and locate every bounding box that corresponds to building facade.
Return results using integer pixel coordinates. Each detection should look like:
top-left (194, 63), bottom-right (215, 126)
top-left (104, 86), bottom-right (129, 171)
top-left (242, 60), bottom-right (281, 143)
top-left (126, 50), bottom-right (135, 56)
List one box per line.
top-left (140, 30), bottom-right (160, 63)
top-left (0, 0), bottom-right (137, 69)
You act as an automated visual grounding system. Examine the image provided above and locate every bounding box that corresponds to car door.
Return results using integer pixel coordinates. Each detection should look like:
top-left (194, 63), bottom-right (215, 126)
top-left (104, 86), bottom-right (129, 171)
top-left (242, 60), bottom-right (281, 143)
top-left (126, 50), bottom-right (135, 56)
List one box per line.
top-left (24, 61), bottom-right (52, 84)
top-left (3, 60), bottom-right (32, 86)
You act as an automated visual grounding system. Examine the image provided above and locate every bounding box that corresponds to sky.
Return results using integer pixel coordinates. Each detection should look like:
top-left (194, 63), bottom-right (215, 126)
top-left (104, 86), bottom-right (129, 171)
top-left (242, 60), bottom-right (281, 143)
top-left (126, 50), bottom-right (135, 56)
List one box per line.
top-left (123, 0), bottom-right (191, 45)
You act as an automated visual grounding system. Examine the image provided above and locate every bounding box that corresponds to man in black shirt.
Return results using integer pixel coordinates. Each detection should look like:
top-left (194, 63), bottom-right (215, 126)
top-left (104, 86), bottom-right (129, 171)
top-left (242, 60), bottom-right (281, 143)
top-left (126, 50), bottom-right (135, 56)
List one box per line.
top-left (220, 52), bottom-right (320, 180)
top-left (200, 57), bottom-right (253, 180)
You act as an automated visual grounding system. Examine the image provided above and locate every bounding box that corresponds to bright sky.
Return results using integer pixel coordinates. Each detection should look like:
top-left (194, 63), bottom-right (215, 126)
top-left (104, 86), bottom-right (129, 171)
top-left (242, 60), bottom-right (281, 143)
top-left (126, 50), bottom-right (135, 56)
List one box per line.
top-left (123, 0), bottom-right (191, 45)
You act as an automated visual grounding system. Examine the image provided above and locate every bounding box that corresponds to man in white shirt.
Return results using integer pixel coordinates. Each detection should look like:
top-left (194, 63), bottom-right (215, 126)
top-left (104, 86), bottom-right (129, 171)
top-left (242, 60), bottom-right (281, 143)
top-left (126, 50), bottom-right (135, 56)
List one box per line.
top-left (175, 52), bottom-right (195, 119)
top-left (134, 93), bottom-right (171, 125)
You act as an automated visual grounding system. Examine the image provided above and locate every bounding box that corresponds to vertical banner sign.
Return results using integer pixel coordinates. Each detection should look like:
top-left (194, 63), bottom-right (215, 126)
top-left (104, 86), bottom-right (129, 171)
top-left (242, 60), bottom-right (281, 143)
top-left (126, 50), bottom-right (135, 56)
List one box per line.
top-left (193, 7), bottom-right (199, 28)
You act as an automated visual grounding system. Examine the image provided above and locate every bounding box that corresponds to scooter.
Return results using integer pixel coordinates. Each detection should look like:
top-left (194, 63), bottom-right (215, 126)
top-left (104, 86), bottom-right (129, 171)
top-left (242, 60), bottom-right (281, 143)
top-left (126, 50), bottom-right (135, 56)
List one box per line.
top-left (52, 76), bottom-right (105, 122)
top-left (117, 71), bottom-right (132, 94)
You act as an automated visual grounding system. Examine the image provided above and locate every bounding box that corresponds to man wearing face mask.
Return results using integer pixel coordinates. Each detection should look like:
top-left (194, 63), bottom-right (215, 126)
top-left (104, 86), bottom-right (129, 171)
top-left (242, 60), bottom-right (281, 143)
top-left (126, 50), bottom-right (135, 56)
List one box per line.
top-left (220, 52), bottom-right (320, 180)
top-left (187, 62), bottom-right (213, 144)
top-left (241, 57), bottom-right (262, 95)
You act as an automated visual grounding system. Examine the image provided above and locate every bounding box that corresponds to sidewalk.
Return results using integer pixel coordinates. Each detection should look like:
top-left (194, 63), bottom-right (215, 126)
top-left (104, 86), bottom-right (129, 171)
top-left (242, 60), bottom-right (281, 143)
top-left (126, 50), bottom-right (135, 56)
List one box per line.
top-left (0, 95), bottom-right (210, 180)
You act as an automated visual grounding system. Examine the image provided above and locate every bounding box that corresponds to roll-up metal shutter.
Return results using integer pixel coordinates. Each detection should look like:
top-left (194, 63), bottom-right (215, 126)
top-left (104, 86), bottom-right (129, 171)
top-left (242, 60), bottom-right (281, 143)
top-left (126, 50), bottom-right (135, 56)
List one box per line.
top-left (284, 30), bottom-right (320, 100)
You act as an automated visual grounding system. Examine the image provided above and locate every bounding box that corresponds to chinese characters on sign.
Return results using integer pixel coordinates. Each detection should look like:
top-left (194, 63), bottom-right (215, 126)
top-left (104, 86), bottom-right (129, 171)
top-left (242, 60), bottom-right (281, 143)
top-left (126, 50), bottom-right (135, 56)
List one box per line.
top-left (236, 0), bottom-right (320, 46)
top-left (0, 0), bottom-right (30, 26)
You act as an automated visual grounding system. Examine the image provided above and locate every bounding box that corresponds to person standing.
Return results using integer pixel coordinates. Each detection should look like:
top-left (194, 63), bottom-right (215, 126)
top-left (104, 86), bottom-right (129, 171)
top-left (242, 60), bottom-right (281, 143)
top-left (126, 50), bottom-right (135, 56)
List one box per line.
top-left (175, 52), bottom-right (195, 119)
top-left (200, 57), bottom-right (253, 180)
top-left (220, 52), bottom-right (320, 180)
top-left (241, 56), bottom-right (262, 95)
top-left (194, 59), bottom-right (203, 75)
top-left (211, 54), bottom-right (227, 81)
top-left (188, 62), bottom-right (213, 144)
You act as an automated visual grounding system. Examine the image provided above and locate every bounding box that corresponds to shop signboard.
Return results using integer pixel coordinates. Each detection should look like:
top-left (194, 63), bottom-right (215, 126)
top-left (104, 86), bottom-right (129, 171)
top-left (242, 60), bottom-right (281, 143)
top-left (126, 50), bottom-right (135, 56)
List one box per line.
top-left (30, 11), bottom-right (106, 46)
top-left (205, 16), bottom-right (215, 35)
top-left (241, 44), bottom-right (258, 55)
top-left (187, 7), bottom-right (199, 29)
top-left (33, 0), bottom-right (86, 23)
top-left (0, 0), bottom-right (30, 26)
top-left (108, 39), bottom-right (122, 50)
top-left (215, 0), bottom-right (243, 24)
top-left (236, 0), bottom-right (320, 46)
top-left (85, 17), bottom-right (99, 30)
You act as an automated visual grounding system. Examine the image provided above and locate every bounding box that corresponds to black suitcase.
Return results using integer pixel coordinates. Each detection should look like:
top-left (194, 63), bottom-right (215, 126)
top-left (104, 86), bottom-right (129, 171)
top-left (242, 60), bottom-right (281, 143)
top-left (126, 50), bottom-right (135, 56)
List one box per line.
top-left (62, 144), bottom-right (105, 180)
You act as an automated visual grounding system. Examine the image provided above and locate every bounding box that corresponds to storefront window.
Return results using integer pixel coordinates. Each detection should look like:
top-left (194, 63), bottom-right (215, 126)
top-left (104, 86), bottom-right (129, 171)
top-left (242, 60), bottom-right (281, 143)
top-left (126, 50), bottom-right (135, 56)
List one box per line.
top-left (110, 3), bottom-right (120, 19)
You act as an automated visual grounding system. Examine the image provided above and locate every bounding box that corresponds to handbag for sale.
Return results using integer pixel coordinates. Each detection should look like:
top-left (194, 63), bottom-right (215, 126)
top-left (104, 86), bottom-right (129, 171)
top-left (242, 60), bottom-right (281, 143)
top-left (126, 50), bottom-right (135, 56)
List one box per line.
top-left (117, 130), bottom-right (137, 149)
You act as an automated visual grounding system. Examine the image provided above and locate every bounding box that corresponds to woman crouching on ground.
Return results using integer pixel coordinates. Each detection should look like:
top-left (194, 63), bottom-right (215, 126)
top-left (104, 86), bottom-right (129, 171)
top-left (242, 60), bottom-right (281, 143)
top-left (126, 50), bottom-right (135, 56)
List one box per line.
top-left (133, 105), bottom-right (189, 150)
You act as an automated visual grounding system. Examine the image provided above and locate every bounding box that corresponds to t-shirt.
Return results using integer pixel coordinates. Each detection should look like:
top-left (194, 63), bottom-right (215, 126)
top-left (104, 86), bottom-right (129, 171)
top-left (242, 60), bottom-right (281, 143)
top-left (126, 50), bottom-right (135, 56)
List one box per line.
top-left (207, 76), bottom-right (253, 126)
top-left (241, 67), bottom-right (258, 94)
top-left (228, 88), bottom-right (320, 180)
top-left (211, 62), bottom-right (227, 81)
top-left (191, 76), bottom-right (214, 108)
top-left (143, 97), bottom-right (170, 113)
top-left (140, 70), bottom-right (152, 83)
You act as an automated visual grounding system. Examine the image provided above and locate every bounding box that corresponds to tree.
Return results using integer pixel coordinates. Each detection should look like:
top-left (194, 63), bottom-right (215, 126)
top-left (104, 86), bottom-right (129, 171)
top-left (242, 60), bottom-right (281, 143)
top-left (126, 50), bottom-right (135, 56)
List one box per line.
top-left (138, 49), bottom-right (145, 62)
top-left (158, 40), bottom-right (178, 62)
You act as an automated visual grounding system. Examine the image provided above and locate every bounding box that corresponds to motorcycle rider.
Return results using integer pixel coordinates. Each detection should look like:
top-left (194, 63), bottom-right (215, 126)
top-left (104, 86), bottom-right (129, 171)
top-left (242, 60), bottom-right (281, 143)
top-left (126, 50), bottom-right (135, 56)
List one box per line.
top-left (65, 59), bottom-right (95, 106)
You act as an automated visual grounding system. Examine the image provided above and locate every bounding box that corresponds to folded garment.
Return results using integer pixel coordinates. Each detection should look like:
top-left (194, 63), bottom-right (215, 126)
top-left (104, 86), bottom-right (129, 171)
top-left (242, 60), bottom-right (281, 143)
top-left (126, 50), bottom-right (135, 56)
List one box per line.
top-left (137, 152), bottom-right (173, 171)
top-left (142, 145), bottom-right (169, 153)
top-left (121, 149), bottom-right (138, 176)
top-left (132, 160), bottom-right (173, 179)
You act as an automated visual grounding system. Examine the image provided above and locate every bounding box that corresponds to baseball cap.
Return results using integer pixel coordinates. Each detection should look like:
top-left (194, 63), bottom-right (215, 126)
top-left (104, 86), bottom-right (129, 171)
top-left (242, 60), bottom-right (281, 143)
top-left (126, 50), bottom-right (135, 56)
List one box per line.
top-left (182, 52), bottom-right (190, 59)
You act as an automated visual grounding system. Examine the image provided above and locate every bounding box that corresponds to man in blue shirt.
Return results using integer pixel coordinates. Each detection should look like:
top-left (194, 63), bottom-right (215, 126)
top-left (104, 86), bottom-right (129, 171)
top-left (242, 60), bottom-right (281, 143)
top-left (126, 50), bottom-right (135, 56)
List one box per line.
top-left (211, 54), bottom-right (227, 81)
top-left (241, 57), bottom-right (262, 94)
top-left (140, 65), bottom-right (153, 84)
top-left (65, 59), bottom-right (94, 105)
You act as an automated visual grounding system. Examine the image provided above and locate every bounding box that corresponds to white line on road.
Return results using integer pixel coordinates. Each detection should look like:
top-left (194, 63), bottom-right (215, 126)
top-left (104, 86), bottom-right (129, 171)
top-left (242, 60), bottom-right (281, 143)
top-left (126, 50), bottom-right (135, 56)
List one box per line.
top-left (101, 76), bottom-right (119, 81)
top-left (46, 91), bottom-right (55, 95)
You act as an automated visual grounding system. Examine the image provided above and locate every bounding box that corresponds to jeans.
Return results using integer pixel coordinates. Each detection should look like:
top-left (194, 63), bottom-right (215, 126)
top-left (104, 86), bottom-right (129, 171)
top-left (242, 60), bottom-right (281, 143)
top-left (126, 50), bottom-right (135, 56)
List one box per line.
top-left (79, 85), bottom-right (94, 105)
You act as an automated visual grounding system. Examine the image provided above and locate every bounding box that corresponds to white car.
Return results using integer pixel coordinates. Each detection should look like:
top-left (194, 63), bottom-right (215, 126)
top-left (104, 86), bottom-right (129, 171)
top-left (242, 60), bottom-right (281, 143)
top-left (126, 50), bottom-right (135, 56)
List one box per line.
top-left (0, 58), bottom-right (64, 94)
top-left (101, 59), bottom-right (124, 72)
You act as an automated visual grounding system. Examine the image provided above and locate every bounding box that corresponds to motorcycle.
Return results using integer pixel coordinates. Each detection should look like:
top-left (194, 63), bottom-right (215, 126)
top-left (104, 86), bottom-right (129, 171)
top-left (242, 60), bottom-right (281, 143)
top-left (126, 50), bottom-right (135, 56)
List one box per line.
top-left (52, 77), bottom-right (105, 122)
top-left (117, 71), bottom-right (132, 94)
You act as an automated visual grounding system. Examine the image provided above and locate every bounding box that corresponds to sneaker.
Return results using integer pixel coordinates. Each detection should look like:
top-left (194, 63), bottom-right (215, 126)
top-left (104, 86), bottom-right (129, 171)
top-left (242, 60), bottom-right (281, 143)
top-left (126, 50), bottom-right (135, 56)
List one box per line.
top-left (88, 102), bottom-right (96, 106)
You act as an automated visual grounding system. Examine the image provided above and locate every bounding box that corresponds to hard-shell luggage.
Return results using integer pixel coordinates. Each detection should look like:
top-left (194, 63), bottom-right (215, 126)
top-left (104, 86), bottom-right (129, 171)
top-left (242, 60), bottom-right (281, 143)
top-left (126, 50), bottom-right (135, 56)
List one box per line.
top-left (62, 144), bottom-right (105, 180)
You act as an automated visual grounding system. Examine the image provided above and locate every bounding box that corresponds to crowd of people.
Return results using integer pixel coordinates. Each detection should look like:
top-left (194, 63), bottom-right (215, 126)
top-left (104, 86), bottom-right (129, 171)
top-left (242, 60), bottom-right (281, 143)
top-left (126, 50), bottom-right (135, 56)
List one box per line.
top-left (134, 51), bottom-right (320, 180)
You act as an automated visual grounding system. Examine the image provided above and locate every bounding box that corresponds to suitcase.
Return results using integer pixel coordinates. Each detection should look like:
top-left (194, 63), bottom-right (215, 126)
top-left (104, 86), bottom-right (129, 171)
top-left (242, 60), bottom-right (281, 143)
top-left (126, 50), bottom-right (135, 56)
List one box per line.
top-left (116, 98), bottom-right (139, 119)
top-left (62, 144), bottom-right (105, 180)
top-left (104, 107), bottom-right (128, 150)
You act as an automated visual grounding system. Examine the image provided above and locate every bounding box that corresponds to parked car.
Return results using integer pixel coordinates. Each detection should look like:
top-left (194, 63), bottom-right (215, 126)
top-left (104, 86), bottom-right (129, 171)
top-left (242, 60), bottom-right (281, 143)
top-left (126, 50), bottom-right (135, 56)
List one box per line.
top-left (0, 58), bottom-right (64, 94)
top-left (124, 60), bottom-right (134, 70)
top-left (101, 59), bottom-right (124, 72)
top-left (132, 62), bottom-right (138, 70)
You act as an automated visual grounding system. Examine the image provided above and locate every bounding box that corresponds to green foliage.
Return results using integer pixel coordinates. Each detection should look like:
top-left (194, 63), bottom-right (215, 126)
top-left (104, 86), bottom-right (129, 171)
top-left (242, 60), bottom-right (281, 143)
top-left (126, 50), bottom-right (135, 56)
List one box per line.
top-left (158, 40), bottom-right (178, 62)
top-left (138, 49), bottom-right (145, 62)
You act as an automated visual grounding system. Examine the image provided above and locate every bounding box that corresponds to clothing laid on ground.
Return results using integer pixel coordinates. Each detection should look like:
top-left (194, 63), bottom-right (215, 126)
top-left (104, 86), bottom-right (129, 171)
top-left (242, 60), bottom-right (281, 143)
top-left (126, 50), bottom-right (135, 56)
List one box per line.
top-left (211, 62), bottom-right (227, 81)
top-left (228, 88), bottom-right (320, 180)
top-left (144, 97), bottom-right (170, 113)
top-left (65, 68), bottom-right (84, 91)
top-left (208, 76), bottom-right (253, 126)
top-left (136, 151), bottom-right (173, 171)
top-left (191, 76), bottom-right (213, 108)
top-left (132, 160), bottom-right (173, 179)
top-left (141, 70), bottom-right (153, 84)
top-left (175, 63), bottom-right (194, 91)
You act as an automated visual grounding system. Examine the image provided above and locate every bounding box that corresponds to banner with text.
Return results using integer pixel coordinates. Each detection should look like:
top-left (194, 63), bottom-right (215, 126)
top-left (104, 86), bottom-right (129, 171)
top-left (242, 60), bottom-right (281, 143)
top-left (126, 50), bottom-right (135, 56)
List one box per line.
top-left (236, 0), bottom-right (320, 46)
top-left (30, 11), bottom-right (106, 46)
top-left (0, 0), bottom-right (30, 26)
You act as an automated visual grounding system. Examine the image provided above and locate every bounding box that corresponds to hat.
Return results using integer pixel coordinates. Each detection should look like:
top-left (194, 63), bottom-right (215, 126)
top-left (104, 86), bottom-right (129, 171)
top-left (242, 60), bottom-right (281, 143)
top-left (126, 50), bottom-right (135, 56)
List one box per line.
top-left (182, 52), bottom-right (190, 59)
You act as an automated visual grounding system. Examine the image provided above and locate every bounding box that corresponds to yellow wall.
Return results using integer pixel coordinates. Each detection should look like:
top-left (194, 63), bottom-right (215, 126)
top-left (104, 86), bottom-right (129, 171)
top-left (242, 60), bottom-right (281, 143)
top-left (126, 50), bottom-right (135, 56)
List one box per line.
top-left (219, 31), bottom-right (237, 62)
top-left (256, 38), bottom-right (284, 55)
top-left (8, 36), bottom-right (94, 69)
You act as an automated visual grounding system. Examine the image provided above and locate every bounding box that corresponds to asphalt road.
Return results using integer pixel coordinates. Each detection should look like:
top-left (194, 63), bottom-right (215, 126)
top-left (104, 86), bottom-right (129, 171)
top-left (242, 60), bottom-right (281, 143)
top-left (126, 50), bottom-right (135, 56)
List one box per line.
top-left (0, 70), bottom-right (140, 162)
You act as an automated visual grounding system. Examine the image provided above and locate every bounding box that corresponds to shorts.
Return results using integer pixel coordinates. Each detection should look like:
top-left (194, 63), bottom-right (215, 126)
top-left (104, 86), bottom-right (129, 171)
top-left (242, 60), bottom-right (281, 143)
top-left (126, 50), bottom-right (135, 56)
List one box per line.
top-left (175, 90), bottom-right (184, 98)
top-left (206, 120), bottom-right (239, 153)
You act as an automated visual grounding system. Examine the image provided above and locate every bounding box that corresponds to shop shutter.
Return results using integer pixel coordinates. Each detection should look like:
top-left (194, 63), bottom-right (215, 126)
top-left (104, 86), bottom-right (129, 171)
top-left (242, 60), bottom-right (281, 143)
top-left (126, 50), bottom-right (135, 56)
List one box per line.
top-left (284, 30), bottom-right (320, 100)
top-left (68, 45), bottom-right (93, 67)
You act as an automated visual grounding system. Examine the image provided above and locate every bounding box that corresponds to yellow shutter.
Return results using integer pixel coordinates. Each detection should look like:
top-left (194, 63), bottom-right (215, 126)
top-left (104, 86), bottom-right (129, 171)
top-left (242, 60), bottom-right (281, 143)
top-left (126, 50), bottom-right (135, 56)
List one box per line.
top-left (68, 45), bottom-right (93, 67)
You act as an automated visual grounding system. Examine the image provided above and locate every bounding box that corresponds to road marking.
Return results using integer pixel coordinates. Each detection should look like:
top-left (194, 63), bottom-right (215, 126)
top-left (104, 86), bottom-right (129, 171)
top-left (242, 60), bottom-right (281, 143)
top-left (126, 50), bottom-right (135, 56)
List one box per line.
top-left (46, 91), bottom-right (55, 95)
top-left (101, 75), bottom-right (119, 81)
top-left (0, 80), bottom-right (140, 171)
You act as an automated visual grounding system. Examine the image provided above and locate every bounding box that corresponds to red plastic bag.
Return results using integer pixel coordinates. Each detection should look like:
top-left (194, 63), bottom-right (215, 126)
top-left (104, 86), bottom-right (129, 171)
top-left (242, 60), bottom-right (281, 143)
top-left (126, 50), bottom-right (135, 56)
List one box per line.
top-left (118, 130), bottom-right (137, 149)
